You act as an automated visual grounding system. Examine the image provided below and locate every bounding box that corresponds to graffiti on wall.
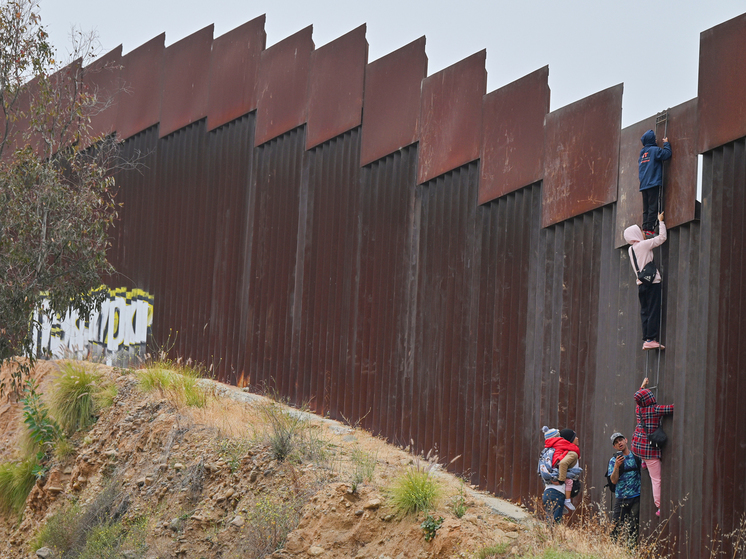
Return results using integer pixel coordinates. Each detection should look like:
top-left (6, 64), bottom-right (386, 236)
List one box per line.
top-left (32, 288), bottom-right (154, 366)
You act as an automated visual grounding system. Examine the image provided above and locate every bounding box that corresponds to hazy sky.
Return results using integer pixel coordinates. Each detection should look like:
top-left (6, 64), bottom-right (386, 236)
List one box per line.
top-left (40, 0), bottom-right (745, 128)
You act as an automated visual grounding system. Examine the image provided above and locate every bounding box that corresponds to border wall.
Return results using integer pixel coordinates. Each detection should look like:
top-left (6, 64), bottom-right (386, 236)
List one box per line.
top-left (74, 12), bottom-right (746, 557)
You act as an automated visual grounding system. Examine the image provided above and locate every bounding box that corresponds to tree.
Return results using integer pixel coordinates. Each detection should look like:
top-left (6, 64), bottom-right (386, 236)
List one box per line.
top-left (0, 0), bottom-right (122, 395)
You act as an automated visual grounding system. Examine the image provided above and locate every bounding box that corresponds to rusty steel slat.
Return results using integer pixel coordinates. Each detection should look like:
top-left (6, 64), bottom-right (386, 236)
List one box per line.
top-left (254, 27), bottom-right (314, 147)
top-left (207, 16), bottom-right (266, 131)
top-left (360, 37), bottom-right (427, 167)
top-left (698, 13), bottom-right (746, 153)
top-left (542, 84), bottom-right (623, 228)
top-left (159, 25), bottom-right (213, 138)
top-left (116, 34), bottom-right (164, 140)
top-left (306, 25), bottom-right (367, 149)
top-left (417, 51), bottom-right (486, 185)
top-left (479, 66), bottom-right (549, 205)
top-left (83, 45), bottom-right (122, 141)
top-left (615, 98), bottom-right (699, 248)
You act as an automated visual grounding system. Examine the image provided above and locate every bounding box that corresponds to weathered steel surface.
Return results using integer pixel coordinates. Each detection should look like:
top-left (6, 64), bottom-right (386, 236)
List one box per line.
top-left (83, 45), bottom-right (122, 141)
top-left (116, 34), bottom-right (165, 140)
top-left (542, 84), bottom-right (622, 228)
top-left (254, 27), bottom-right (314, 146)
top-left (616, 99), bottom-right (699, 248)
top-left (698, 13), bottom-right (746, 153)
top-left (244, 127), bottom-right (307, 385)
top-left (417, 51), bottom-right (486, 184)
top-left (159, 25), bottom-right (213, 138)
top-left (203, 115), bottom-right (256, 384)
top-left (359, 37), bottom-right (427, 166)
top-left (306, 25), bottom-right (367, 149)
top-left (207, 16), bottom-right (266, 131)
top-left (479, 66), bottom-right (549, 205)
top-left (354, 145), bottom-right (418, 439)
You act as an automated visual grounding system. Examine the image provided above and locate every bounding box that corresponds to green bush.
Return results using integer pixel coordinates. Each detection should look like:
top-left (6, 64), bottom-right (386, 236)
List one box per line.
top-left (21, 379), bottom-right (61, 455)
top-left (49, 362), bottom-right (104, 434)
top-left (387, 466), bottom-right (442, 515)
top-left (0, 455), bottom-right (38, 516)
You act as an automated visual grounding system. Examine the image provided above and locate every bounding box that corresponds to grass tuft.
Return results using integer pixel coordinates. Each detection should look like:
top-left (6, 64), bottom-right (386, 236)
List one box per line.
top-left (387, 465), bottom-right (442, 516)
top-left (0, 455), bottom-right (38, 517)
top-left (49, 362), bottom-right (105, 435)
top-left (137, 360), bottom-right (207, 408)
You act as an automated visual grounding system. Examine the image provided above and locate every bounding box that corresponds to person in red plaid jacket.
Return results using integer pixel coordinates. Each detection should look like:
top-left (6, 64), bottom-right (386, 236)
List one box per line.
top-left (631, 377), bottom-right (674, 517)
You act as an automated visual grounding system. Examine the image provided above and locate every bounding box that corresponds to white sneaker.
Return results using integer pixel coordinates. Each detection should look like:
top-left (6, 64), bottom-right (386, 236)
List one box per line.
top-left (564, 499), bottom-right (575, 511)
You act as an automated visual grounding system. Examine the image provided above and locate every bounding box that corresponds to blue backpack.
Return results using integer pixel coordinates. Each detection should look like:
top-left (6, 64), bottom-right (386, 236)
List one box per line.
top-left (538, 447), bottom-right (582, 482)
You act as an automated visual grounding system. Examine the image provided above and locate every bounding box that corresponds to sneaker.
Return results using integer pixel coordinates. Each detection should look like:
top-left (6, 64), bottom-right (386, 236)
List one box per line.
top-left (643, 230), bottom-right (656, 239)
top-left (641, 460), bottom-right (647, 470)
top-left (655, 509), bottom-right (661, 517)
top-left (643, 340), bottom-right (665, 350)
top-left (564, 499), bottom-right (576, 511)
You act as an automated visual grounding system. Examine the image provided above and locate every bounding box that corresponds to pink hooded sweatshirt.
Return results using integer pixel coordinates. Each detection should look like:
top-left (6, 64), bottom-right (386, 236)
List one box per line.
top-left (623, 222), bottom-right (667, 285)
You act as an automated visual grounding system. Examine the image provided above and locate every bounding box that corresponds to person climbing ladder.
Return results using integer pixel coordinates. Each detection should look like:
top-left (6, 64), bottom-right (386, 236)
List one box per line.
top-left (624, 213), bottom-right (667, 350)
top-left (638, 130), bottom-right (671, 238)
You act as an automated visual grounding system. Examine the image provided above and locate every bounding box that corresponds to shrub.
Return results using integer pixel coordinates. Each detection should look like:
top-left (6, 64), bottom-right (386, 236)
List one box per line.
top-left (256, 401), bottom-right (328, 463)
top-left (21, 379), bottom-right (61, 455)
top-left (0, 455), bottom-right (38, 516)
top-left (387, 465), bottom-right (442, 515)
top-left (232, 492), bottom-right (304, 558)
top-left (49, 362), bottom-right (104, 434)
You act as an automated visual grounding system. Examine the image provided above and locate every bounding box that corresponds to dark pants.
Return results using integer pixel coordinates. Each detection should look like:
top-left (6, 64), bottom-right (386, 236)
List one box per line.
top-left (638, 282), bottom-right (661, 341)
top-left (542, 487), bottom-right (565, 524)
top-left (642, 186), bottom-right (660, 232)
top-left (611, 495), bottom-right (640, 546)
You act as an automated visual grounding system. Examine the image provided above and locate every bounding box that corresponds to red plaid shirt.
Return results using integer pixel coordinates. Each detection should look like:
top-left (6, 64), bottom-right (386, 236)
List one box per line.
top-left (631, 388), bottom-right (674, 460)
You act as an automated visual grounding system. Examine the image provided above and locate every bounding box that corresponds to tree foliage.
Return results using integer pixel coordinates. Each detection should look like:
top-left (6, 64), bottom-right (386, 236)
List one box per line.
top-left (0, 0), bottom-right (123, 394)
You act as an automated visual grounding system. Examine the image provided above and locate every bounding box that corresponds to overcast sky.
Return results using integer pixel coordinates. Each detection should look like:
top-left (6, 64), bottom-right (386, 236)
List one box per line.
top-left (40, 0), bottom-right (745, 128)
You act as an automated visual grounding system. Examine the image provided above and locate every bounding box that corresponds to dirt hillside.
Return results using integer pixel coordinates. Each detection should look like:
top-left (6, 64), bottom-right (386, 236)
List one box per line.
top-left (0, 361), bottom-right (531, 558)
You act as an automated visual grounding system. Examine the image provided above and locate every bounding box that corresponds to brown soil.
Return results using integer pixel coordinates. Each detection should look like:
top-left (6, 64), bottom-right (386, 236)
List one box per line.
top-left (0, 361), bottom-right (528, 558)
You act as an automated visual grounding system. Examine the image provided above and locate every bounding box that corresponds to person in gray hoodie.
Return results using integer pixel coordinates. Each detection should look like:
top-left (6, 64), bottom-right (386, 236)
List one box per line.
top-left (624, 213), bottom-right (667, 350)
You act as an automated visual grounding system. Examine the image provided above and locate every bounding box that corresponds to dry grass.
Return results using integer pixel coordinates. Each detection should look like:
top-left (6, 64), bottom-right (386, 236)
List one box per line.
top-left (188, 397), bottom-right (262, 438)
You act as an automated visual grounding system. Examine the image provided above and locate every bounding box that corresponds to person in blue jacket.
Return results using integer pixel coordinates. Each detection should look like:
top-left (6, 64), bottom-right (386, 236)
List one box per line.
top-left (638, 130), bottom-right (672, 238)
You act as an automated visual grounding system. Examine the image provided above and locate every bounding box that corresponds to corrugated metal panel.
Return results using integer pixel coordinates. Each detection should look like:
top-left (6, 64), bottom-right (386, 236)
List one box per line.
top-left (616, 99), bottom-right (699, 248)
top-left (205, 115), bottom-right (256, 384)
top-left (116, 34), bottom-right (164, 140)
top-left (697, 13), bottom-right (746, 153)
top-left (359, 37), bottom-right (426, 166)
top-left (254, 27), bottom-right (314, 146)
top-left (159, 25), bottom-right (213, 138)
top-left (207, 16), bottom-right (266, 131)
top-left (354, 145), bottom-right (418, 440)
top-left (306, 25), bottom-right (367, 149)
top-left (542, 84), bottom-right (622, 228)
top-left (479, 67), bottom-right (549, 205)
top-left (244, 126), bottom-right (306, 386)
top-left (417, 51), bottom-right (486, 184)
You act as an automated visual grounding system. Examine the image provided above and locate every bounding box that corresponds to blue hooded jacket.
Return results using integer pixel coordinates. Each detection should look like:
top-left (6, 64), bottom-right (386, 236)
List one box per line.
top-left (638, 130), bottom-right (671, 191)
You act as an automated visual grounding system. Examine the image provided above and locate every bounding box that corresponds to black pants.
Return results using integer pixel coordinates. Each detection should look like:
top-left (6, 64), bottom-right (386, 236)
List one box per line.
top-left (642, 186), bottom-right (660, 232)
top-left (611, 495), bottom-right (640, 546)
top-left (638, 282), bottom-right (661, 341)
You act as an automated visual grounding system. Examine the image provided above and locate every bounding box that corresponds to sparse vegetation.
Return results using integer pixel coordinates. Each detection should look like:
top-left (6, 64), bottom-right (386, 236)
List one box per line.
top-left (0, 455), bottom-right (37, 516)
top-left (349, 446), bottom-right (377, 493)
top-left (387, 463), bottom-right (442, 515)
top-left (232, 492), bottom-right (305, 558)
top-left (476, 542), bottom-right (511, 558)
top-left (32, 479), bottom-right (147, 557)
top-left (453, 479), bottom-right (468, 518)
top-left (137, 360), bottom-right (208, 408)
top-left (255, 400), bottom-right (329, 463)
top-left (49, 362), bottom-right (107, 434)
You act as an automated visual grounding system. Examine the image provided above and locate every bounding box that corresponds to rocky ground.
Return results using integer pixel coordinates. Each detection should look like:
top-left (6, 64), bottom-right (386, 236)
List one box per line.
top-left (0, 361), bottom-right (531, 559)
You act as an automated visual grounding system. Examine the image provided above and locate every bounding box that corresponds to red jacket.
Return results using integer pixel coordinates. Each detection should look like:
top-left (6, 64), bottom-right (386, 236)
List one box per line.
top-left (544, 436), bottom-right (580, 467)
top-left (632, 388), bottom-right (674, 460)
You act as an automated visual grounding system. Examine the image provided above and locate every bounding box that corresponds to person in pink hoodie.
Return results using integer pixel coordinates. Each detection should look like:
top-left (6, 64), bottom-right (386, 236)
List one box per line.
top-left (623, 212), bottom-right (667, 350)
